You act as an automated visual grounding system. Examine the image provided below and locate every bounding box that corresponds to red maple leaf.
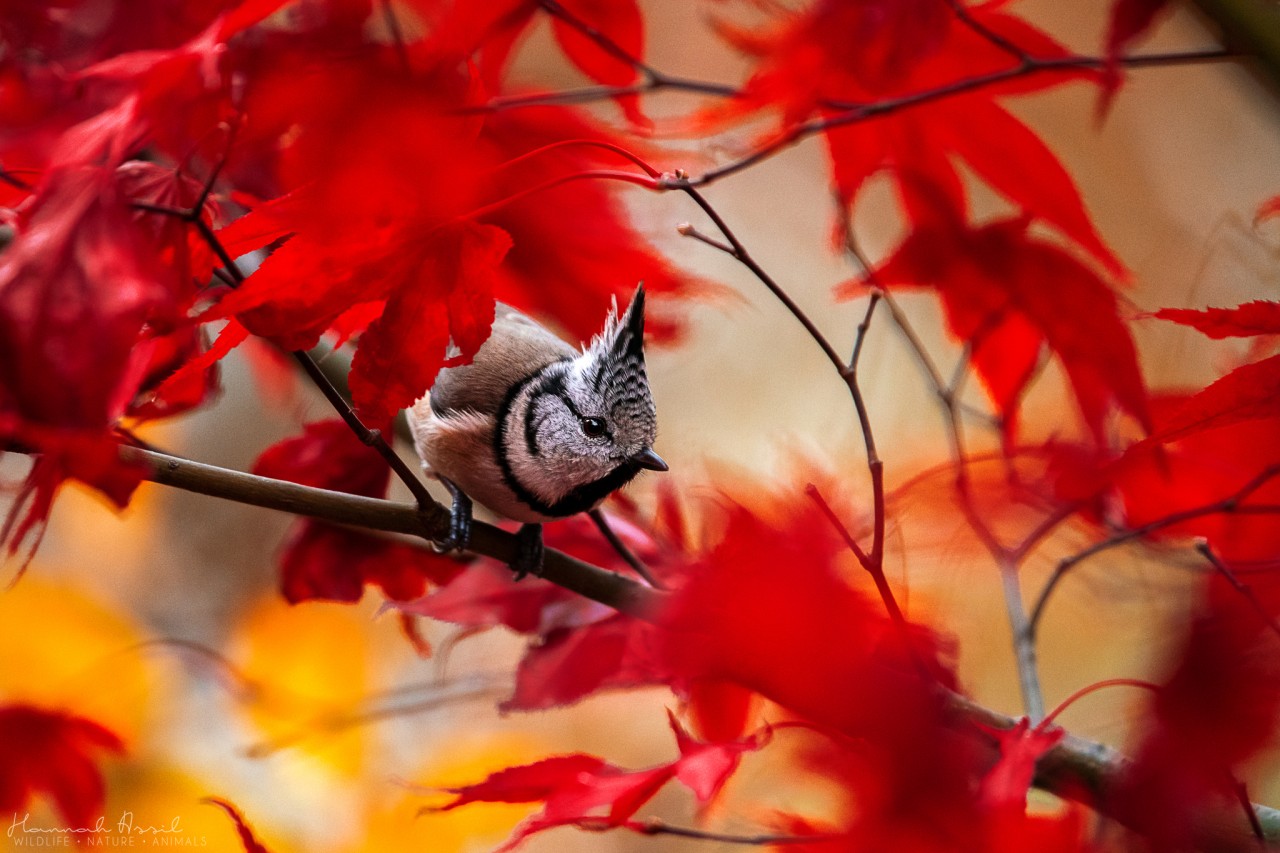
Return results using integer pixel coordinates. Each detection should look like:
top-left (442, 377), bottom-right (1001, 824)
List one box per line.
top-left (433, 712), bottom-right (764, 850)
top-left (1142, 300), bottom-right (1280, 443)
top-left (252, 421), bottom-right (462, 603)
top-left (398, 561), bottom-right (606, 636)
top-left (705, 0), bottom-right (1119, 273)
top-left (862, 215), bottom-right (1148, 442)
top-left (0, 133), bottom-right (186, 553)
top-left (477, 106), bottom-right (715, 345)
top-left (0, 704), bottom-right (125, 832)
top-left (206, 52), bottom-right (508, 423)
top-left (503, 613), bottom-right (665, 711)
top-left (1153, 354), bottom-right (1280, 443)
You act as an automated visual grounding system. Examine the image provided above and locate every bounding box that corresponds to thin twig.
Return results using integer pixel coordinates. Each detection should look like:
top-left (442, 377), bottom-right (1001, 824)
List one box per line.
top-left (675, 186), bottom-right (846, 372)
top-left (946, 0), bottom-right (1032, 64)
top-left (1195, 540), bottom-right (1280, 643)
top-left (656, 48), bottom-right (1237, 189)
top-left (588, 507), bottom-right (663, 588)
top-left (998, 554), bottom-right (1045, 722)
top-left (623, 818), bottom-right (842, 846)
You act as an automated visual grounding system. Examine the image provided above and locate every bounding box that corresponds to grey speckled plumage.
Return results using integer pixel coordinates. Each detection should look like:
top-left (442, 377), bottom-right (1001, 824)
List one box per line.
top-left (407, 285), bottom-right (664, 525)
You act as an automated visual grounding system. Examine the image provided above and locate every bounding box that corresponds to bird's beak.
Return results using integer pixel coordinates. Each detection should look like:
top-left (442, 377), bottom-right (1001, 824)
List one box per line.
top-left (632, 448), bottom-right (669, 472)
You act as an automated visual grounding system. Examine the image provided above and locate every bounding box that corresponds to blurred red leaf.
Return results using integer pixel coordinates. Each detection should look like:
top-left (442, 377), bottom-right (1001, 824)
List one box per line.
top-left (865, 215), bottom-right (1148, 442)
top-left (0, 113), bottom-right (185, 552)
top-left (1258, 194), bottom-right (1280, 223)
top-left (0, 705), bottom-right (124, 832)
top-left (253, 421), bottom-right (462, 603)
top-left (204, 797), bottom-right (272, 853)
top-left (346, 222), bottom-right (509, 424)
top-left (1116, 569), bottom-right (1280, 847)
top-left (435, 712), bottom-right (764, 850)
top-left (123, 325), bottom-right (222, 421)
top-left (503, 613), bottom-right (665, 711)
top-left (275, 522), bottom-right (462, 604)
top-left (398, 561), bottom-right (606, 636)
top-left (684, 679), bottom-right (760, 744)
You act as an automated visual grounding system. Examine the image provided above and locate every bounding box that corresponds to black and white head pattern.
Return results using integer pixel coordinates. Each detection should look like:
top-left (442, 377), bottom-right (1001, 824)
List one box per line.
top-left (494, 285), bottom-right (661, 519)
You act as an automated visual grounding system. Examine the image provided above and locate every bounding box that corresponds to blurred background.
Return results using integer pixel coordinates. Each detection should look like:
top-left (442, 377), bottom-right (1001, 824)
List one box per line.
top-left (3, 1), bottom-right (1280, 850)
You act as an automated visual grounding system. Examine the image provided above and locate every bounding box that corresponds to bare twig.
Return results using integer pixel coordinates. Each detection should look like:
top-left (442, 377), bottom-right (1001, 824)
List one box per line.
top-left (1195, 539), bottom-right (1280, 643)
top-left (588, 507), bottom-right (663, 588)
top-left (945, 0), bottom-right (1032, 65)
top-left (675, 194), bottom-right (846, 372)
top-left (649, 48), bottom-right (1238, 189)
top-left (847, 213), bottom-right (1051, 720)
top-left (623, 818), bottom-right (842, 845)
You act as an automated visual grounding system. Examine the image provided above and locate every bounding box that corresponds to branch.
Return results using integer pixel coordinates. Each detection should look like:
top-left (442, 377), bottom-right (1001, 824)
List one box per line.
top-left (22, 443), bottom-right (1280, 847)
top-left (1029, 463), bottom-right (1280, 634)
top-left (948, 691), bottom-right (1280, 848)
top-left (118, 445), bottom-right (664, 619)
top-left (658, 48), bottom-right (1238, 189)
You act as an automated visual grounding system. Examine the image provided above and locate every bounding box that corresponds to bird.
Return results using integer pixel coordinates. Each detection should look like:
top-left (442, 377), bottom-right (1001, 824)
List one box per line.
top-left (406, 284), bottom-right (667, 578)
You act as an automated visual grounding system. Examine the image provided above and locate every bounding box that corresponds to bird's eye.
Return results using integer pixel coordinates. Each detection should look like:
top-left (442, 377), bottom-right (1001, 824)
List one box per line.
top-left (580, 417), bottom-right (607, 438)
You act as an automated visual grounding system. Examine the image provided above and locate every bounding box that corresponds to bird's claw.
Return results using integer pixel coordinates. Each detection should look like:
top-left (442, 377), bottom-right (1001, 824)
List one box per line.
top-left (511, 523), bottom-right (544, 581)
top-left (435, 478), bottom-right (473, 553)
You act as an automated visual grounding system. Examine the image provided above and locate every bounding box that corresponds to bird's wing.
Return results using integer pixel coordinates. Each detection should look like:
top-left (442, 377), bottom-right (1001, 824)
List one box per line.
top-left (429, 303), bottom-right (577, 416)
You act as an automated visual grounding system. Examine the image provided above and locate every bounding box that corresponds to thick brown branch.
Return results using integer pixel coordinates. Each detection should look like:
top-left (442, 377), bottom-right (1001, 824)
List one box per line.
top-left (32, 444), bottom-right (1276, 847)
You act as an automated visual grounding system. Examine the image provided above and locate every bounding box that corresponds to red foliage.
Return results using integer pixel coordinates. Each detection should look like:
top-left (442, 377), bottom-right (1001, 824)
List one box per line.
top-left (707, 0), bottom-right (1117, 272)
top-left (1111, 403), bottom-right (1280, 563)
top-left (0, 704), bottom-right (125, 831)
top-left (1117, 569), bottom-right (1280, 848)
top-left (864, 215), bottom-right (1148, 441)
top-left (434, 711), bottom-right (764, 851)
top-left (253, 421), bottom-right (461, 603)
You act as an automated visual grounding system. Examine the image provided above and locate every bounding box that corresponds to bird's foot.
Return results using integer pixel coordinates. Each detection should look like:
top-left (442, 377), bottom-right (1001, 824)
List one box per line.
top-left (434, 478), bottom-right (473, 553)
top-left (511, 523), bottom-right (544, 581)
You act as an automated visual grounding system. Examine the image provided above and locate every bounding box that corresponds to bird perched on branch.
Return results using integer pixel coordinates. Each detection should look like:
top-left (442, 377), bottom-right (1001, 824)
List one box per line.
top-left (407, 284), bottom-right (667, 578)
